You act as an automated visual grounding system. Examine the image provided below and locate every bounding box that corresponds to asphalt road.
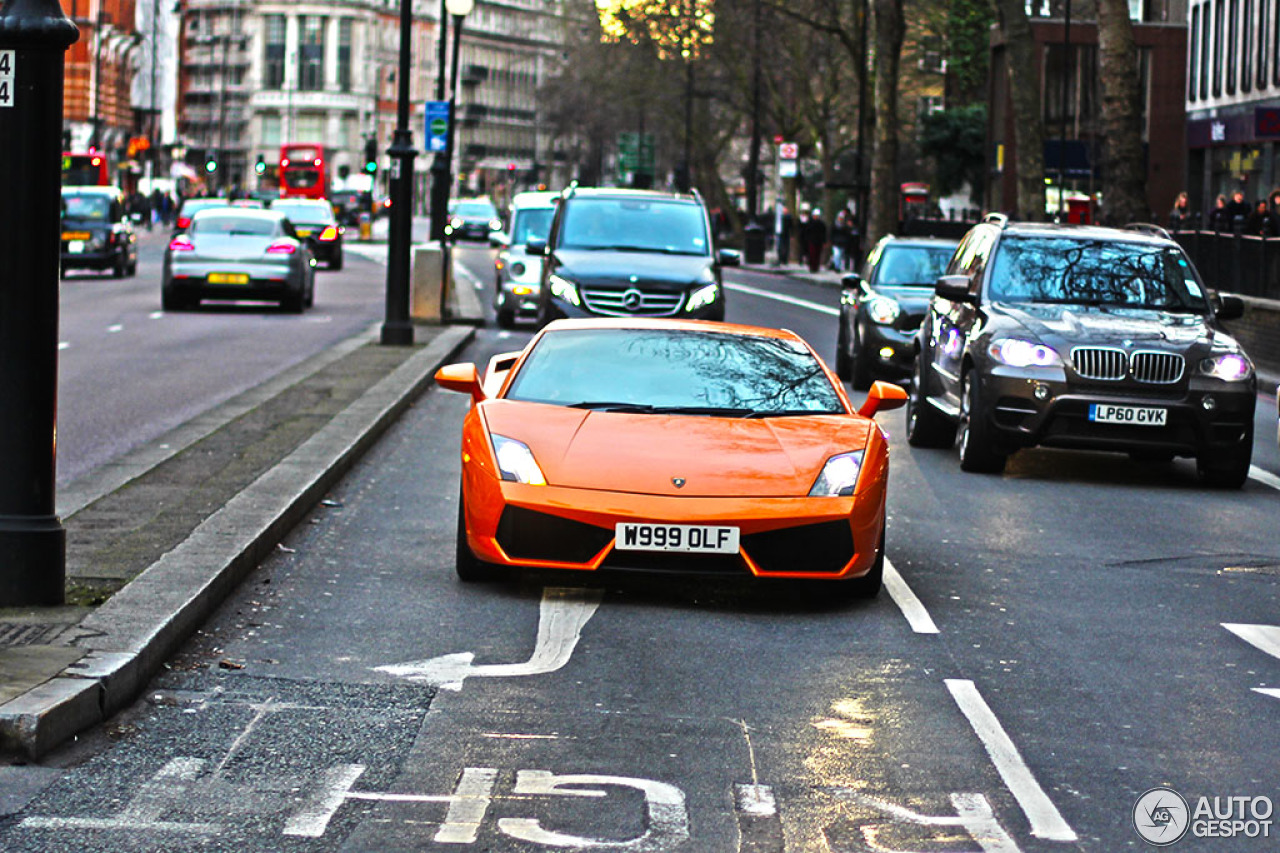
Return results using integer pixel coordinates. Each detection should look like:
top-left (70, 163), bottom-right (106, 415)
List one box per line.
top-left (56, 225), bottom-right (396, 487)
top-left (3, 242), bottom-right (1279, 851)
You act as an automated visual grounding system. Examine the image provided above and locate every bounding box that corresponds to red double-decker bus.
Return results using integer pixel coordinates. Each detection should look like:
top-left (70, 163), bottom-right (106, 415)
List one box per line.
top-left (62, 151), bottom-right (111, 186)
top-left (278, 143), bottom-right (331, 199)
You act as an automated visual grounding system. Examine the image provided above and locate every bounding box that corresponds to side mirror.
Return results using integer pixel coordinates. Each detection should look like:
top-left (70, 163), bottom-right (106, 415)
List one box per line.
top-left (857, 381), bottom-right (909, 418)
top-left (1216, 294), bottom-right (1245, 321)
top-left (717, 248), bottom-right (741, 267)
top-left (434, 363), bottom-right (486, 403)
top-left (934, 274), bottom-right (975, 304)
top-left (526, 237), bottom-right (547, 256)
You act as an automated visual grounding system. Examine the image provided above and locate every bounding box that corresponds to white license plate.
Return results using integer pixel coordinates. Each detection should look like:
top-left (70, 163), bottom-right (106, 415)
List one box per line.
top-left (68, 240), bottom-right (85, 254)
top-left (1088, 403), bottom-right (1167, 426)
top-left (615, 523), bottom-right (739, 554)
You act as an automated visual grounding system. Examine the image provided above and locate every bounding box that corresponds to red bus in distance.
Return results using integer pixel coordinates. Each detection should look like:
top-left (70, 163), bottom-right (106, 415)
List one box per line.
top-left (62, 151), bottom-right (110, 186)
top-left (279, 144), bottom-right (330, 199)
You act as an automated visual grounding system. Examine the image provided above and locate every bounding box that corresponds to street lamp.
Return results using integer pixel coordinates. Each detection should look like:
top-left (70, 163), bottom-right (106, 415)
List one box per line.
top-left (428, 0), bottom-right (472, 244)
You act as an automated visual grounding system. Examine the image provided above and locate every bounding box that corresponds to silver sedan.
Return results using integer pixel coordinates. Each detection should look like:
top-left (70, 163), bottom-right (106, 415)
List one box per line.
top-left (161, 208), bottom-right (316, 312)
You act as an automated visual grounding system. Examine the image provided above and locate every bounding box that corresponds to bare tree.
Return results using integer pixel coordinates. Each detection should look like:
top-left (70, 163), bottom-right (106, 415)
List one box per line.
top-left (866, 0), bottom-right (904, 246)
top-left (1094, 0), bottom-right (1147, 224)
top-left (990, 0), bottom-right (1045, 220)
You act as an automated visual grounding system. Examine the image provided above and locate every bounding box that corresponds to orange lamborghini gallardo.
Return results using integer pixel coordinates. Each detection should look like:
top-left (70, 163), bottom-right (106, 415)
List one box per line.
top-left (436, 319), bottom-right (906, 596)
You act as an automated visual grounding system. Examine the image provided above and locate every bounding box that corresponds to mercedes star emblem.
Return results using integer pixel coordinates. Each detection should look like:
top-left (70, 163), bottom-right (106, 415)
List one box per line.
top-left (622, 288), bottom-right (644, 311)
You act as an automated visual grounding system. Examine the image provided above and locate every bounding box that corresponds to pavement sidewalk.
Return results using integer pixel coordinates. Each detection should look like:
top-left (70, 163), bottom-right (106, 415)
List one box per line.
top-left (0, 320), bottom-right (475, 759)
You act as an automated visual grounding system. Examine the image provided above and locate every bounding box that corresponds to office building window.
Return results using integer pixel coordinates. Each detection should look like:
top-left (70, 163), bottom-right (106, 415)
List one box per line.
top-left (1225, 0), bottom-right (1237, 94)
top-left (1258, 0), bottom-right (1270, 88)
top-left (338, 19), bottom-right (352, 92)
top-left (1189, 6), bottom-right (1200, 101)
top-left (296, 112), bottom-right (325, 141)
top-left (299, 16), bottom-right (326, 91)
top-left (264, 15), bottom-right (285, 89)
top-left (1241, 0), bottom-right (1252, 93)
top-left (262, 113), bottom-right (281, 146)
top-left (1212, 0), bottom-right (1223, 96)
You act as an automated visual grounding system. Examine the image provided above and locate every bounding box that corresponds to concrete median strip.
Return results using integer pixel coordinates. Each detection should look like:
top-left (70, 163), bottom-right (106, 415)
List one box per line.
top-left (0, 325), bottom-right (475, 758)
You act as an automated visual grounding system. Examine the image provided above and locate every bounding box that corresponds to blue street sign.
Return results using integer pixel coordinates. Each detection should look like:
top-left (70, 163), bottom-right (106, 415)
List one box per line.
top-left (425, 101), bottom-right (450, 153)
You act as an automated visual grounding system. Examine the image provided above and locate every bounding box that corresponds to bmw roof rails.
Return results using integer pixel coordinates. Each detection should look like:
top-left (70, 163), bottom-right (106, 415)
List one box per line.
top-left (983, 212), bottom-right (1009, 227)
top-left (1124, 222), bottom-right (1172, 240)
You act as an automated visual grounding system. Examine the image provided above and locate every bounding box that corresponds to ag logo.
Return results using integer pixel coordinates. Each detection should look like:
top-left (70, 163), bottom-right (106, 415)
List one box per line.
top-left (1134, 787), bottom-right (1190, 846)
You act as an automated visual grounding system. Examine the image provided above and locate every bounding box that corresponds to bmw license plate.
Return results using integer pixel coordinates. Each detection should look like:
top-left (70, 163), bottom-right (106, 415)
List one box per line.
top-left (615, 523), bottom-right (739, 554)
top-left (208, 272), bottom-right (250, 285)
top-left (1088, 403), bottom-right (1167, 426)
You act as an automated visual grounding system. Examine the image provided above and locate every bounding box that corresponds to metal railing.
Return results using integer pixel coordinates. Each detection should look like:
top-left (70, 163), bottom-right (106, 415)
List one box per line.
top-left (1168, 217), bottom-right (1280, 301)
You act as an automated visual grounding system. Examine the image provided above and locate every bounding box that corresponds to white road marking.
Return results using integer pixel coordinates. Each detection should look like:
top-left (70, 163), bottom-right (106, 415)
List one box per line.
top-left (1249, 465), bottom-right (1280, 491)
top-left (851, 791), bottom-right (1020, 853)
top-left (1223, 623), bottom-right (1280, 660)
top-left (20, 757), bottom-right (220, 834)
top-left (735, 783), bottom-right (777, 817)
top-left (375, 586), bottom-right (602, 690)
top-left (435, 767), bottom-right (499, 844)
top-left (724, 281), bottom-right (839, 316)
top-left (283, 763), bottom-right (366, 837)
top-left (885, 557), bottom-right (939, 634)
top-left (149, 311), bottom-right (164, 319)
top-left (58, 341), bottom-right (70, 350)
top-left (945, 679), bottom-right (1077, 842)
top-left (498, 771), bottom-right (689, 850)
top-left (107, 324), bottom-right (123, 333)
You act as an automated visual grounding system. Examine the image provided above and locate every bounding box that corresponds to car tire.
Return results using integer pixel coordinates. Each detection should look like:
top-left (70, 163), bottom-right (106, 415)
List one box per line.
top-left (1197, 424), bottom-right (1253, 489)
top-left (127, 260), bottom-right (138, 277)
top-left (112, 257), bottom-right (126, 279)
top-left (282, 288), bottom-right (305, 313)
top-left (849, 323), bottom-right (873, 391)
top-left (844, 519), bottom-right (885, 598)
top-left (835, 316), bottom-right (853, 381)
top-left (456, 494), bottom-right (502, 582)
top-left (161, 286), bottom-right (185, 311)
top-left (330, 250), bottom-right (343, 271)
top-left (905, 350), bottom-right (954, 448)
top-left (957, 371), bottom-right (1007, 474)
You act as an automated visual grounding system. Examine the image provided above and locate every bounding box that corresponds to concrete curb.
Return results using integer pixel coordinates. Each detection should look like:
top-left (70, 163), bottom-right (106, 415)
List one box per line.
top-left (0, 326), bottom-right (475, 758)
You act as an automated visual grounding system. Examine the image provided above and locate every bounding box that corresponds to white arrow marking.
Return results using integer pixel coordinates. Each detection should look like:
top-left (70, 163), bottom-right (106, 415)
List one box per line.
top-left (1223, 623), bottom-right (1280, 661)
top-left (375, 587), bottom-right (602, 690)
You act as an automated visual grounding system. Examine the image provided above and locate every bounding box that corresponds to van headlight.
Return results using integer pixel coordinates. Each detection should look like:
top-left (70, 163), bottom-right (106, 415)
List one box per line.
top-left (548, 274), bottom-right (581, 307)
top-left (809, 451), bottom-right (865, 497)
top-left (686, 283), bottom-right (719, 312)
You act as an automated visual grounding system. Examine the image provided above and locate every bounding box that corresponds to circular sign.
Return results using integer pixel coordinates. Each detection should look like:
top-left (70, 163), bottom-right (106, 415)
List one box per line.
top-left (778, 142), bottom-right (799, 160)
top-left (1133, 787), bottom-right (1190, 846)
top-left (430, 118), bottom-right (449, 136)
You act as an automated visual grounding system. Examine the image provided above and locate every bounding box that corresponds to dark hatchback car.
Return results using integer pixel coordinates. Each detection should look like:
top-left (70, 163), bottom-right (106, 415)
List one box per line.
top-left (530, 186), bottom-right (739, 325)
top-left (446, 197), bottom-right (502, 242)
top-left (60, 186), bottom-right (138, 278)
top-left (271, 198), bottom-right (344, 269)
top-left (837, 234), bottom-right (958, 389)
top-left (906, 216), bottom-right (1257, 487)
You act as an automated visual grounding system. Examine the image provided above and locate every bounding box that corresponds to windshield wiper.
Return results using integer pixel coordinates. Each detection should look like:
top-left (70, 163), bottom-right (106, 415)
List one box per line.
top-left (743, 408), bottom-right (842, 418)
top-left (568, 401), bottom-right (656, 413)
top-left (568, 403), bottom-right (758, 417)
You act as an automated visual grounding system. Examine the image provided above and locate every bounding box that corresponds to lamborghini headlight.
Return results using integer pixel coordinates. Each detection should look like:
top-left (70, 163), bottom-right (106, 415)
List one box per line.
top-left (809, 451), bottom-right (865, 497)
top-left (492, 434), bottom-right (547, 485)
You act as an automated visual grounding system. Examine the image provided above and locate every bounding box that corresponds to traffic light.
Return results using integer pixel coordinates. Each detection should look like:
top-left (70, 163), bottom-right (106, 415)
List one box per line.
top-left (363, 137), bottom-right (378, 175)
top-left (255, 154), bottom-right (265, 175)
top-left (205, 156), bottom-right (217, 174)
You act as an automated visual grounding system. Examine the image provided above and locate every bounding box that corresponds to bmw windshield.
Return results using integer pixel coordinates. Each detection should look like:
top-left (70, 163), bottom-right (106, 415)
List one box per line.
top-left (988, 237), bottom-right (1210, 313)
top-left (505, 328), bottom-right (845, 416)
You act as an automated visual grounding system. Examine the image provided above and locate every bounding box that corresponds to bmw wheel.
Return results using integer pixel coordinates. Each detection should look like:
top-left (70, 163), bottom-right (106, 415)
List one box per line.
top-left (957, 371), bottom-right (1007, 474)
top-left (1197, 423), bottom-right (1253, 489)
top-left (905, 349), bottom-right (954, 448)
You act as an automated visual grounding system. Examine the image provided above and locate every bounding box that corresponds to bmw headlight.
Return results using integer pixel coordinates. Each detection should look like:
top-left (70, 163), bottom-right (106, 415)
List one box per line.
top-left (492, 434), bottom-right (547, 485)
top-left (548, 274), bottom-right (581, 307)
top-left (1199, 353), bottom-right (1253, 381)
top-left (686, 283), bottom-right (719, 312)
top-left (865, 296), bottom-right (901, 325)
top-left (809, 451), bottom-right (865, 497)
top-left (989, 338), bottom-right (1062, 368)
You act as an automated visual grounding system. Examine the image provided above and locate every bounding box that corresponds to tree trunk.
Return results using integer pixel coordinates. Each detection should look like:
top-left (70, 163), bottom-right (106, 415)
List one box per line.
top-left (991, 0), bottom-right (1045, 220)
top-left (867, 0), bottom-right (904, 247)
top-left (1095, 0), bottom-right (1147, 224)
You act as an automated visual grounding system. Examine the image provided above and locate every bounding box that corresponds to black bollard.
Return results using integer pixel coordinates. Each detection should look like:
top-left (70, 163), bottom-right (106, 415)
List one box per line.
top-left (0, 0), bottom-right (78, 605)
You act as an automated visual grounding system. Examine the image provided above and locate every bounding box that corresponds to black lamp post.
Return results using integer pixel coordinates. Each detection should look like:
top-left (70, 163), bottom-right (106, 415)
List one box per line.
top-left (0, 0), bottom-right (79, 604)
top-left (380, 0), bottom-right (422, 345)
top-left (428, 0), bottom-right (472, 244)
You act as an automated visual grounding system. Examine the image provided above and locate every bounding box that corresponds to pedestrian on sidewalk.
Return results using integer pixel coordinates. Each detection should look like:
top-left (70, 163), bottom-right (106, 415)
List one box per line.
top-left (775, 204), bottom-right (793, 265)
top-left (829, 209), bottom-right (852, 271)
top-left (800, 207), bottom-right (827, 273)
